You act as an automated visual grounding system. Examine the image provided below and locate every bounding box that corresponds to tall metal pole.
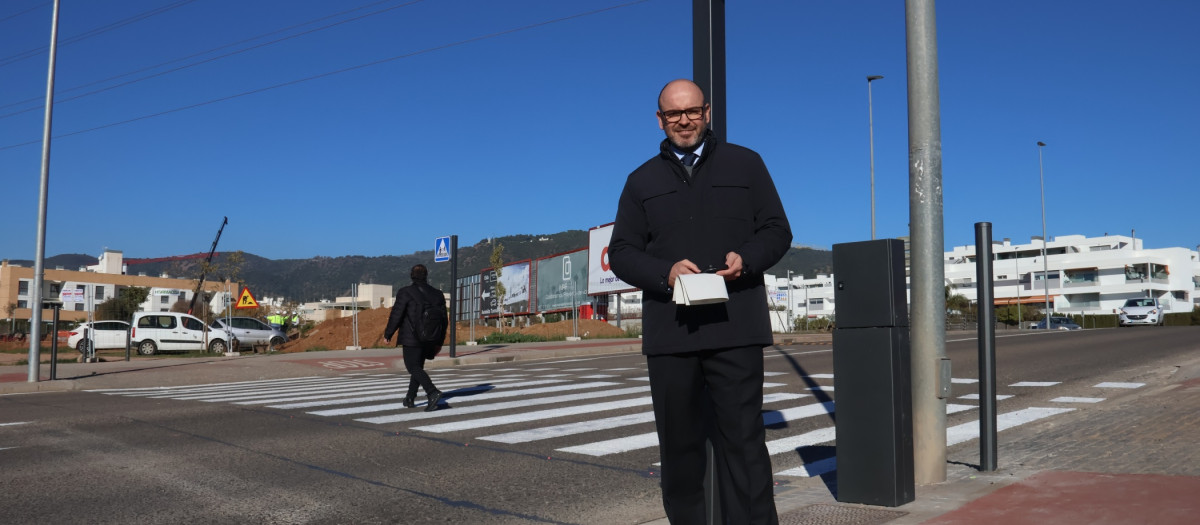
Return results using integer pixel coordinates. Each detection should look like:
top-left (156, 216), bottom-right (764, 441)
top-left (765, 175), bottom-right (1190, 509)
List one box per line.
top-left (786, 270), bottom-right (793, 332)
top-left (905, 0), bottom-right (947, 484)
top-left (867, 75), bottom-right (884, 240)
top-left (27, 0), bottom-right (63, 382)
top-left (693, 0), bottom-right (726, 142)
top-left (1038, 142), bottom-right (1050, 322)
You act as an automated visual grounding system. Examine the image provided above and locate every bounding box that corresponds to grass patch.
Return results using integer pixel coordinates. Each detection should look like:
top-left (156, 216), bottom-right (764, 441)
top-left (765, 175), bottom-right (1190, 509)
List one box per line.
top-left (305, 346), bottom-right (328, 352)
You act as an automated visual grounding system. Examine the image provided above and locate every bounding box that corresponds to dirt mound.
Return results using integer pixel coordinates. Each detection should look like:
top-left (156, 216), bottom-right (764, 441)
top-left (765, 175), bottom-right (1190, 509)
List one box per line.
top-left (279, 310), bottom-right (627, 353)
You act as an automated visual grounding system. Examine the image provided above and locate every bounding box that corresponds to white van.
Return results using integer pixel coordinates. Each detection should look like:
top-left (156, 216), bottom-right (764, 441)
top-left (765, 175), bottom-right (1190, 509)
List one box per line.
top-left (131, 312), bottom-right (232, 355)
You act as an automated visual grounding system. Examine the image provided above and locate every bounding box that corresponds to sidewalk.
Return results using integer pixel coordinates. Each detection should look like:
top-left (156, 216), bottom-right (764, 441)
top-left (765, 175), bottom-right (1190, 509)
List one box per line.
top-left (3, 334), bottom-right (1198, 524)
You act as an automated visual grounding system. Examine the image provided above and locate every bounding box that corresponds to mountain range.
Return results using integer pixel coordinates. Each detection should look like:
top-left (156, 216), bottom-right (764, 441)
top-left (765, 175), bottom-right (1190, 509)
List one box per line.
top-left (8, 230), bottom-right (832, 303)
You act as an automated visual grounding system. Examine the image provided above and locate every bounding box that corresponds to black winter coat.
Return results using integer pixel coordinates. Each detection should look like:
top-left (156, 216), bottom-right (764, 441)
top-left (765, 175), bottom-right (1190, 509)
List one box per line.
top-left (384, 281), bottom-right (444, 348)
top-left (608, 134), bottom-right (792, 355)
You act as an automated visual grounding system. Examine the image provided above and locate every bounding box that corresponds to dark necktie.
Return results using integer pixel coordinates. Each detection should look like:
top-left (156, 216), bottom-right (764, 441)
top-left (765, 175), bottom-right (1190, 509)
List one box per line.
top-left (682, 153), bottom-right (698, 167)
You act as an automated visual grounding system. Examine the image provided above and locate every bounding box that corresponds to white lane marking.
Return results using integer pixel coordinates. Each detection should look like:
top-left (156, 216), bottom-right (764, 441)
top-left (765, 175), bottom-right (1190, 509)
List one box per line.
top-left (958, 394), bottom-right (1014, 401)
top-left (763, 372), bottom-right (787, 377)
top-left (478, 393), bottom-right (808, 444)
top-left (0, 447), bottom-right (19, 451)
top-left (307, 382), bottom-right (625, 416)
top-left (561, 401), bottom-right (838, 458)
top-left (133, 376), bottom-right (361, 398)
top-left (629, 377), bottom-right (650, 381)
top-left (272, 380), bottom-right (608, 410)
top-left (946, 407), bottom-right (1074, 446)
top-left (808, 386), bottom-right (834, 392)
top-left (190, 379), bottom-right (407, 402)
top-left (762, 402), bottom-right (837, 426)
top-left (540, 374), bottom-right (572, 378)
top-left (1094, 382), bottom-right (1144, 389)
top-left (1051, 397), bottom-right (1104, 403)
top-left (480, 412), bottom-right (658, 444)
top-left (766, 426), bottom-right (835, 456)
top-left (1, 422), bottom-right (32, 427)
top-left (1009, 381), bottom-right (1061, 387)
top-left (578, 375), bottom-right (618, 379)
top-left (355, 386), bottom-right (653, 424)
top-left (201, 376), bottom-right (534, 403)
top-left (413, 397), bottom-right (654, 433)
top-left (247, 379), bottom-right (570, 407)
top-left (88, 376), bottom-right (334, 395)
top-left (563, 368), bottom-right (598, 371)
top-left (775, 457), bottom-right (837, 477)
top-left (806, 373), bottom-right (834, 379)
top-left (952, 378), bottom-right (979, 384)
top-left (85, 375), bottom-right (328, 393)
top-left (947, 404), bottom-right (976, 414)
top-left (607, 368), bottom-right (639, 371)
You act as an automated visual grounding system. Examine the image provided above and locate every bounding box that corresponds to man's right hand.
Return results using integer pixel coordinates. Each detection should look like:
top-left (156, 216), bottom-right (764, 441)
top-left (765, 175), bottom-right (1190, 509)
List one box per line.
top-left (669, 259), bottom-right (702, 287)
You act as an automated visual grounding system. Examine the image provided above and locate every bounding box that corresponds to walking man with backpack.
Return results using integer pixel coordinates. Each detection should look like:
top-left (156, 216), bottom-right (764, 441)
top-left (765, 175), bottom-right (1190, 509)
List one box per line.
top-left (384, 264), bottom-right (448, 411)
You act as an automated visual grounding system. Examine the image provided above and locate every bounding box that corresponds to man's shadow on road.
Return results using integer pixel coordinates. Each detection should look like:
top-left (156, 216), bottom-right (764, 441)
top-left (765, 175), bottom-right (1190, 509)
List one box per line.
top-left (766, 344), bottom-right (839, 497)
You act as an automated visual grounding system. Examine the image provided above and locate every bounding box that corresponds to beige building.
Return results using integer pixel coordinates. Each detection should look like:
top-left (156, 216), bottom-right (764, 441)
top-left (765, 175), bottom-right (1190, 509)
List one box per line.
top-left (1, 250), bottom-right (228, 330)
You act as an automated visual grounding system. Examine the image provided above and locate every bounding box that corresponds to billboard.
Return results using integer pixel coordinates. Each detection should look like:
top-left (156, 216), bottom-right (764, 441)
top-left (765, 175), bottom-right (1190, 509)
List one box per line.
top-left (587, 223), bottom-right (636, 295)
top-left (480, 260), bottom-right (531, 317)
top-left (536, 249), bottom-right (590, 313)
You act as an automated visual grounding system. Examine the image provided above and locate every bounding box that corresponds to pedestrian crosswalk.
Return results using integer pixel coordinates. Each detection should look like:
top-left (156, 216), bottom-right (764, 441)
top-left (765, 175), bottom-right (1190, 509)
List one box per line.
top-left (85, 365), bottom-right (1133, 478)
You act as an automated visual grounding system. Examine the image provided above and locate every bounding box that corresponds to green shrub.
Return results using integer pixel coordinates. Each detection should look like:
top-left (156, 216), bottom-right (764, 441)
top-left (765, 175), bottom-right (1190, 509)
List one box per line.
top-left (478, 332), bottom-right (546, 344)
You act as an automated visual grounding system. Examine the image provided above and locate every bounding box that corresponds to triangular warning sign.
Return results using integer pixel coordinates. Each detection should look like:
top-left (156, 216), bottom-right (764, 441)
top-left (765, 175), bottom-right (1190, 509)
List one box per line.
top-left (235, 287), bottom-right (260, 309)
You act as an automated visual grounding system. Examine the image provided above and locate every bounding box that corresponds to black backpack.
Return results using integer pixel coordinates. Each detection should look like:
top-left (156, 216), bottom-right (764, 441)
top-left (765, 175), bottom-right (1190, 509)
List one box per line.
top-left (408, 285), bottom-right (448, 352)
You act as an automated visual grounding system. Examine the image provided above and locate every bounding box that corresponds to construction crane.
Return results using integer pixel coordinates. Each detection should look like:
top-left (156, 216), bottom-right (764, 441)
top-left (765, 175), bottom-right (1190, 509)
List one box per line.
top-left (123, 253), bottom-right (216, 265)
top-left (188, 217), bottom-right (228, 315)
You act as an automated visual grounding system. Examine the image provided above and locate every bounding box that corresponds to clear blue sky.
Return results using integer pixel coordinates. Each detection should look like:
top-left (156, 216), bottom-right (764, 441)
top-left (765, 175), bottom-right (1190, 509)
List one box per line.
top-left (2, 0), bottom-right (1197, 262)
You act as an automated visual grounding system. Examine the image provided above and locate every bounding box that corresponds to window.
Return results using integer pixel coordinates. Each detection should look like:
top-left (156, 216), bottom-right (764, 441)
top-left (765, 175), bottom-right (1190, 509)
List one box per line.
top-left (95, 286), bottom-right (105, 301)
top-left (17, 300), bottom-right (28, 308)
top-left (181, 317), bottom-right (204, 331)
top-left (138, 316), bottom-right (176, 329)
top-left (160, 295), bottom-right (169, 305)
top-left (74, 303), bottom-right (84, 311)
top-left (18, 280), bottom-right (29, 295)
top-left (49, 283), bottom-right (61, 295)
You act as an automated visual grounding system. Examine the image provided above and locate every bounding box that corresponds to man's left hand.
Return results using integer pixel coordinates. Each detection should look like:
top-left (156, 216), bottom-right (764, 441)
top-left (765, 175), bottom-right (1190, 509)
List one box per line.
top-left (715, 252), bottom-right (744, 281)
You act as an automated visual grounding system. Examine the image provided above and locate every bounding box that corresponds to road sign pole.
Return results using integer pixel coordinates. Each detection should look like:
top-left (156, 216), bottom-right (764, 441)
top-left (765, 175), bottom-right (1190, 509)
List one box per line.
top-left (449, 235), bottom-right (458, 358)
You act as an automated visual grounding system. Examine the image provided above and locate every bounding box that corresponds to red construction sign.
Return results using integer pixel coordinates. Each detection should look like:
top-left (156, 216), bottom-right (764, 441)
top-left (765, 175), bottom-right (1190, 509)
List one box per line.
top-left (235, 287), bottom-right (260, 309)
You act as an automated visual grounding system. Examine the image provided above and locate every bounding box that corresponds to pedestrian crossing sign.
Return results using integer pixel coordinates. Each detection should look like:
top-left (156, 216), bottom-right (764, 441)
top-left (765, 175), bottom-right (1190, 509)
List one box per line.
top-left (236, 287), bottom-right (260, 309)
top-left (434, 236), bottom-right (451, 262)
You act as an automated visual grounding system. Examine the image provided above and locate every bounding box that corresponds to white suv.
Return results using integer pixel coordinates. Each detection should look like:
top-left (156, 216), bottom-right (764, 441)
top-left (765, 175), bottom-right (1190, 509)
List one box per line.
top-left (1119, 298), bottom-right (1164, 327)
top-left (131, 312), bottom-right (233, 355)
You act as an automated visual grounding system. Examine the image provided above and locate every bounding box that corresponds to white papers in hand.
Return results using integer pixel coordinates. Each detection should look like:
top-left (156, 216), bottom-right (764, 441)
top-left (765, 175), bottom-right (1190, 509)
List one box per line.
top-left (672, 273), bottom-right (729, 305)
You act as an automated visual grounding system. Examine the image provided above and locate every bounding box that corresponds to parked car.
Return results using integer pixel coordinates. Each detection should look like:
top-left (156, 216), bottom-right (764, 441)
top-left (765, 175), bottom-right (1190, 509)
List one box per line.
top-left (210, 317), bottom-right (286, 349)
top-left (131, 312), bottom-right (232, 355)
top-left (68, 320), bottom-right (130, 354)
top-left (1119, 298), bottom-right (1163, 327)
top-left (1033, 317), bottom-right (1081, 331)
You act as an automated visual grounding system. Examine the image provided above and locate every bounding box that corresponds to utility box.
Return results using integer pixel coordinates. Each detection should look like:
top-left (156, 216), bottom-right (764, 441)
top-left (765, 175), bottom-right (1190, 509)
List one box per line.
top-left (832, 239), bottom-right (914, 507)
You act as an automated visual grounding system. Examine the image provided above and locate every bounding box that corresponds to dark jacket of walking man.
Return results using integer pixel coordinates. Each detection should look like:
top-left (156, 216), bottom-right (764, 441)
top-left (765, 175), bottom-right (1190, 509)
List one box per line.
top-left (384, 264), bottom-right (444, 412)
top-left (608, 79), bottom-right (792, 524)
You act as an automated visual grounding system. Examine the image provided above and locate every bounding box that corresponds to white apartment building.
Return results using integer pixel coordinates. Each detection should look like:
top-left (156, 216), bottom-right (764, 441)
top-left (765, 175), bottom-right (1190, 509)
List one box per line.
top-left (945, 234), bottom-right (1198, 315)
top-left (765, 233), bottom-right (1199, 330)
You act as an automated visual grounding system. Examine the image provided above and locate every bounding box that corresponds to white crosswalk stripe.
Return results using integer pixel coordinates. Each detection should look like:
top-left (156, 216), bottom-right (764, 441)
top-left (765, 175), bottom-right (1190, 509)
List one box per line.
top-left (83, 368), bottom-right (1088, 479)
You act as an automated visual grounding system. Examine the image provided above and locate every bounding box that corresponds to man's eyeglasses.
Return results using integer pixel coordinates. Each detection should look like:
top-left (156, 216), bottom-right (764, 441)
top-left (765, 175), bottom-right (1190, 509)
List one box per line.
top-left (660, 105), bottom-right (707, 123)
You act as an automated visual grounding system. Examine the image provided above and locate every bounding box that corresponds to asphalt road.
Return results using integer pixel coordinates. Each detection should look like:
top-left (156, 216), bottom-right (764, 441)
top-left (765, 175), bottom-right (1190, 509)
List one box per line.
top-left (2, 327), bottom-right (1195, 524)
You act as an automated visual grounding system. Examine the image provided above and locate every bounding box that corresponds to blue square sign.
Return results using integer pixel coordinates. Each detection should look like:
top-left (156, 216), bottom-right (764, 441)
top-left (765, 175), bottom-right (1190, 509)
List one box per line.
top-left (434, 236), bottom-right (451, 262)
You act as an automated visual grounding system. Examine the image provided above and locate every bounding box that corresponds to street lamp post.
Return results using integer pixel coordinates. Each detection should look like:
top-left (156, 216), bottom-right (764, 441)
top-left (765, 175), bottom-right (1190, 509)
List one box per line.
top-left (867, 75), bottom-right (884, 239)
top-left (786, 270), bottom-right (793, 332)
top-left (1037, 141), bottom-right (1050, 325)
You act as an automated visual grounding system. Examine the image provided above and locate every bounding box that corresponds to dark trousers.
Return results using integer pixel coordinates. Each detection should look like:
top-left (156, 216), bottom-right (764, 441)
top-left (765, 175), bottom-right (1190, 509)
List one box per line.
top-left (646, 345), bottom-right (778, 525)
top-left (401, 345), bottom-right (437, 399)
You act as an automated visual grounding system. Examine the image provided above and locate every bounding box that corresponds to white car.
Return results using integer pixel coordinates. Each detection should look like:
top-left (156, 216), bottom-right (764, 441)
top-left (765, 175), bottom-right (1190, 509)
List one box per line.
top-left (131, 312), bottom-right (233, 355)
top-left (1119, 298), bottom-right (1163, 327)
top-left (68, 320), bottom-right (130, 354)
